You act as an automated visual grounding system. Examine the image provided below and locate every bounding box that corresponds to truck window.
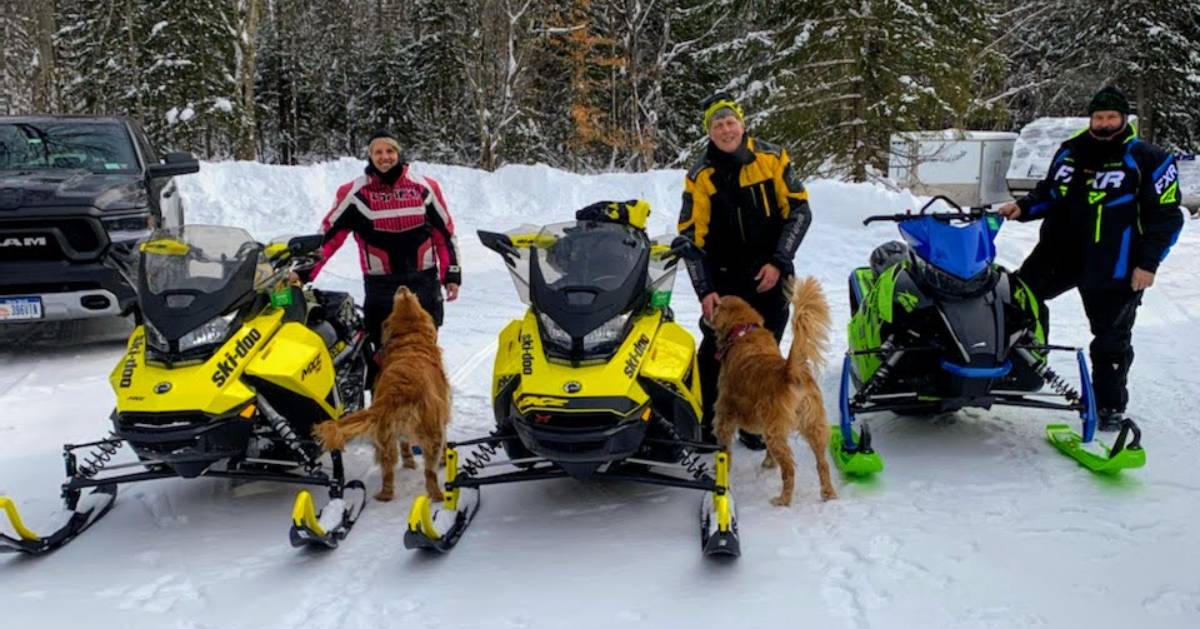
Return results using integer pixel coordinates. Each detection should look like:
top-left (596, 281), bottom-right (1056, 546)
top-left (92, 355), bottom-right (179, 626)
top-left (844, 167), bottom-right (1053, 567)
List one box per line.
top-left (0, 121), bottom-right (139, 174)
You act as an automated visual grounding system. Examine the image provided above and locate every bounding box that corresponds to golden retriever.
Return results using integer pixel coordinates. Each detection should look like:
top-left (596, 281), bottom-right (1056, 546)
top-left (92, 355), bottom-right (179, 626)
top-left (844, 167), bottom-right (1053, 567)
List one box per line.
top-left (313, 287), bottom-right (451, 502)
top-left (711, 276), bottom-right (836, 506)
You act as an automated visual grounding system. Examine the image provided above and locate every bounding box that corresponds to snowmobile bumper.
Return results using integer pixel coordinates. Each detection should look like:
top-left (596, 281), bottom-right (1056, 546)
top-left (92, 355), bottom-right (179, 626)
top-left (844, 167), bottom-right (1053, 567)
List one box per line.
top-left (0, 484), bottom-right (117, 556)
top-left (114, 412), bottom-right (256, 479)
top-left (510, 413), bottom-right (648, 478)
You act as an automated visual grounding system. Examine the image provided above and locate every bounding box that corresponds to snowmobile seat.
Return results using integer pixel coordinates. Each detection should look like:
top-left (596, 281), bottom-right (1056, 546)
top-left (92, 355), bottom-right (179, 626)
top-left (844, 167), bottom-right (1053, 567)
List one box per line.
top-left (307, 290), bottom-right (356, 346)
top-left (870, 240), bottom-right (910, 277)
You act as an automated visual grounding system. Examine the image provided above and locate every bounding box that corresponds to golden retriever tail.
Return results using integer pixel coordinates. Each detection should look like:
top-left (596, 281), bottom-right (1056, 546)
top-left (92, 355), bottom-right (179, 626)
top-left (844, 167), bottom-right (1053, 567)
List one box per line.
top-left (785, 275), bottom-right (832, 380)
top-left (312, 407), bottom-right (379, 452)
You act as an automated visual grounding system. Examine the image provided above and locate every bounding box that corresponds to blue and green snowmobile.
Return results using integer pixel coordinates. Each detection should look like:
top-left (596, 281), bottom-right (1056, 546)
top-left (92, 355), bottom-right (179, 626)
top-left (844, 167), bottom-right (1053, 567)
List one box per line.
top-left (833, 196), bottom-right (1144, 476)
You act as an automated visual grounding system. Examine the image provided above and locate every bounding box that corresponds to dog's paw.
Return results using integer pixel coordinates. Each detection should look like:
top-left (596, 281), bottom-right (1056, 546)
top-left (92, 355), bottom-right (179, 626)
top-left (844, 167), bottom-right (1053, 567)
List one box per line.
top-left (402, 459), bottom-right (417, 470)
top-left (821, 487), bottom-right (838, 501)
top-left (374, 489), bottom-right (395, 502)
top-left (761, 455), bottom-right (777, 469)
top-left (769, 495), bottom-right (792, 507)
top-left (428, 489), bottom-right (445, 503)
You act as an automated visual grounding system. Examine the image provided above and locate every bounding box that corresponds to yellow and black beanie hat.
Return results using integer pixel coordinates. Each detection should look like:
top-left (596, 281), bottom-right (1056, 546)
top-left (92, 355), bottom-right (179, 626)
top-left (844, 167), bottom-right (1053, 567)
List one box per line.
top-left (701, 91), bottom-right (745, 131)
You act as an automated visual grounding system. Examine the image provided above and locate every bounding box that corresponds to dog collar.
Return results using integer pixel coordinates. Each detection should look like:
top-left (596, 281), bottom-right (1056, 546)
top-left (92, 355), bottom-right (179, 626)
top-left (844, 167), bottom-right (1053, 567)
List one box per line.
top-left (715, 323), bottom-right (760, 361)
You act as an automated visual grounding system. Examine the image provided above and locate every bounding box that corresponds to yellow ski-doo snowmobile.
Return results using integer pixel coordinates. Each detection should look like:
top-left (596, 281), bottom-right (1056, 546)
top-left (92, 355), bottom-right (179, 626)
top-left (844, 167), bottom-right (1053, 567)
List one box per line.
top-left (403, 200), bottom-right (740, 557)
top-left (0, 225), bottom-right (369, 555)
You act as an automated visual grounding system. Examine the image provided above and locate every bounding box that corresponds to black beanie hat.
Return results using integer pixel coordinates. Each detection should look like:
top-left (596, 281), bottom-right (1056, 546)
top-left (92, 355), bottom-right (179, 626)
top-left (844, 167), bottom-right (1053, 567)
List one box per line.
top-left (1088, 86), bottom-right (1131, 115)
top-left (368, 128), bottom-right (399, 144)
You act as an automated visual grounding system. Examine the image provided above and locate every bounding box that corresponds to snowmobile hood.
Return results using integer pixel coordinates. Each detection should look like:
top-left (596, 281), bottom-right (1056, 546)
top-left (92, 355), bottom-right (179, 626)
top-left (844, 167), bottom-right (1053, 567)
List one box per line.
top-left (0, 170), bottom-right (150, 211)
top-left (899, 215), bottom-right (1002, 280)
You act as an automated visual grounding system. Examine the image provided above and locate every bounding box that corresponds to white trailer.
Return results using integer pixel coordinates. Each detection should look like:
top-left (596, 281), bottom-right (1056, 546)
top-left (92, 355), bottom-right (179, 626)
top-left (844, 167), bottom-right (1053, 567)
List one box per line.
top-left (888, 130), bottom-right (1017, 207)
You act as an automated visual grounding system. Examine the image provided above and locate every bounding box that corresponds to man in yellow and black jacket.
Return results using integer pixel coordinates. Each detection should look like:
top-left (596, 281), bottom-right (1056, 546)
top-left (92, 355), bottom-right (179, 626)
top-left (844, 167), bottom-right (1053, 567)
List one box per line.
top-left (677, 92), bottom-right (813, 449)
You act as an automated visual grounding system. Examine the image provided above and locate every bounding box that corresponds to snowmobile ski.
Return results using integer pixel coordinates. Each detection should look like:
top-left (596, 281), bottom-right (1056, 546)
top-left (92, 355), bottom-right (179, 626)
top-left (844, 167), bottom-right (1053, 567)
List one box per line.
top-left (0, 484), bottom-right (117, 556)
top-left (831, 354), bottom-right (885, 476)
top-left (289, 480), bottom-right (367, 549)
top-left (1047, 419), bottom-right (1145, 474)
top-left (699, 451), bottom-right (740, 557)
top-left (404, 448), bottom-right (481, 552)
top-left (830, 426), bottom-right (885, 477)
top-left (1042, 349), bottom-right (1145, 474)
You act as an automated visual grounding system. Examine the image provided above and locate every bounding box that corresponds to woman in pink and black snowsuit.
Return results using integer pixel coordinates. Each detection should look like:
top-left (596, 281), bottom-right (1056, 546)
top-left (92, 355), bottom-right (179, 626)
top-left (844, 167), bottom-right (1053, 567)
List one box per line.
top-left (302, 129), bottom-right (461, 382)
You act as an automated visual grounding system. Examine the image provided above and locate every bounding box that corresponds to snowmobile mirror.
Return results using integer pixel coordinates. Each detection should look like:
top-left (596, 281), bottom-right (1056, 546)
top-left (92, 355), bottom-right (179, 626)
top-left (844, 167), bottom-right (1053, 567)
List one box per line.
top-left (666, 236), bottom-right (702, 261)
top-left (478, 230), bottom-right (519, 259)
top-left (287, 234), bottom-right (323, 256)
top-left (918, 195), bottom-right (967, 215)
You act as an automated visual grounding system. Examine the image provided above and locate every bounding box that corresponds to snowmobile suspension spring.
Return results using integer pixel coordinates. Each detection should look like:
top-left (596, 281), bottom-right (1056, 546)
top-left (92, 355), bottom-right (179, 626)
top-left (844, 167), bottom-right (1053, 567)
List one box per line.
top-left (458, 440), bottom-right (502, 478)
top-left (76, 431), bottom-right (124, 479)
top-left (1037, 365), bottom-right (1079, 403)
top-left (653, 417), bottom-right (711, 482)
top-left (258, 396), bottom-right (321, 475)
top-left (854, 340), bottom-right (900, 403)
top-left (1018, 348), bottom-right (1079, 403)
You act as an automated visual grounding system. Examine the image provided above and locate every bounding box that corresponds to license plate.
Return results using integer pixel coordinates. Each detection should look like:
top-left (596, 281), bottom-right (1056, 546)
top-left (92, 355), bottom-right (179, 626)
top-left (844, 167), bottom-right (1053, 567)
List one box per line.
top-left (0, 297), bottom-right (43, 321)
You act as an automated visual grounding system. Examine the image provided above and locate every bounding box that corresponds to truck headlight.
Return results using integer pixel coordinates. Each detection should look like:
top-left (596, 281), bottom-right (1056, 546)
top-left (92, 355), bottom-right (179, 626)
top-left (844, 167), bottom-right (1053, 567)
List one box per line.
top-left (103, 212), bottom-right (153, 242)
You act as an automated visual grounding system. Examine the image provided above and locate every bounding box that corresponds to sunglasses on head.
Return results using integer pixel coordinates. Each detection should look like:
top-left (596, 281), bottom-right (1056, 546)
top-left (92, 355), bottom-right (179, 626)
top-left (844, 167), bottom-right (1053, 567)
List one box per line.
top-left (701, 91), bottom-right (736, 110)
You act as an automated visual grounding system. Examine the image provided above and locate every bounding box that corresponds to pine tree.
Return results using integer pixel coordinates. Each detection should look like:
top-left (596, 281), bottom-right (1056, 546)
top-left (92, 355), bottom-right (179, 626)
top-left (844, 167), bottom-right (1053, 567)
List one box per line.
top-left (0, 1), bottom-right (35, 114)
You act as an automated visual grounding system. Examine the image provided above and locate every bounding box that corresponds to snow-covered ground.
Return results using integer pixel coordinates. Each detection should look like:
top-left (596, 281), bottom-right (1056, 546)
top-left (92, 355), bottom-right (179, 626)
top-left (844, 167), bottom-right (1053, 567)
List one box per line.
top-left (2, 159), bottom-right (1198, 628)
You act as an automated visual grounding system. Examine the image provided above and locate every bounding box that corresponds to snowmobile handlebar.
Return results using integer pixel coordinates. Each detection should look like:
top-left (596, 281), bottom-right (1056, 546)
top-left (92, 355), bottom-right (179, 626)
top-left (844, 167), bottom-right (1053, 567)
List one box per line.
top-left (863, 196), bottom-right (997, 226)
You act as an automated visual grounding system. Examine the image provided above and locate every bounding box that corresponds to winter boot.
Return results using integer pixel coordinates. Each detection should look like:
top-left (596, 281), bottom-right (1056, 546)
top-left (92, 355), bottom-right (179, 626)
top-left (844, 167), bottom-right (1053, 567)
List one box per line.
top-left (1098, 408), bottom-right (1126, 432)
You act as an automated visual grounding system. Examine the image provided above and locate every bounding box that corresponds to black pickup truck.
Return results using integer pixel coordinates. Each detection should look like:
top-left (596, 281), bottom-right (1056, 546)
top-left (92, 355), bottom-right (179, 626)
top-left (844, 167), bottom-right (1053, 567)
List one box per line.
top-left (0, 116), bottom-right (199, 322)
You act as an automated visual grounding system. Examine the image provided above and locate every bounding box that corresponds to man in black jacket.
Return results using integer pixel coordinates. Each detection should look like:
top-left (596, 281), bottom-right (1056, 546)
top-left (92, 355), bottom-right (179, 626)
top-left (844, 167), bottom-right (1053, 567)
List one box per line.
top-left (677, 92), bottom-right (813, 448)
top-left (999, 86), bottom-right (1183, 430)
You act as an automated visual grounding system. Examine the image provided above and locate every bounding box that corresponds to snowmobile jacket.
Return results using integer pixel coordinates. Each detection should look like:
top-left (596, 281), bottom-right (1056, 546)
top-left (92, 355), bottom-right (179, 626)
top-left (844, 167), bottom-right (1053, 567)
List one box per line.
top-left (1016, 125), bottom-right (1182, 289)
top-left (677, 136), bottom-right (812, 298)
top-left (307, 163), bottom-right (461, 286)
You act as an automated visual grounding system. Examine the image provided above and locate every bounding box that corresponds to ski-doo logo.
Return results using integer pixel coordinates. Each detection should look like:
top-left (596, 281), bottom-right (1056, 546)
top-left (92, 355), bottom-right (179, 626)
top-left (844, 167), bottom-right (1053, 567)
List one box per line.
top-left (1092, 171), bottom-right (1126, 190)
top-left (118, 337), bottom-right (144, 388)
top-left (301, 354), bottom-right (322, 380)
top-left (623, 334), bottom-right (651, 378)
top-left (1155, 163), bottom-right (1178, 195)
top-left (520, 334), bottom-right (534, 375)
top-left (211, 328), bottom-right (263, 387)
top-left (0, 236), bottom-right (48, 248)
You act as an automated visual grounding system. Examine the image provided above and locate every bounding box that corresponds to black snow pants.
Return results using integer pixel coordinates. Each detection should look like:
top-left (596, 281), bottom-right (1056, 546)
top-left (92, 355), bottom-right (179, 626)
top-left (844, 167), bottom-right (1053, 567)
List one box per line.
top-left (362, 269), bottom-right (444, 389)
top-left (696, 273), bottom-right (791, 439)
top-left (1016, 237), bottom-right (1143, 414)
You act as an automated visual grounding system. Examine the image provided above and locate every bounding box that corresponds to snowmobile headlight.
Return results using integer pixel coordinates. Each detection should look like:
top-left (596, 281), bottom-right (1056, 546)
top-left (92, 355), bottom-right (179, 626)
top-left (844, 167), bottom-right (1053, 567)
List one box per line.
top-left (178, 312), bottom-right (238, 353)
top-left (538, 313), bottom-right (573, 351)
top-left (144, 320), bottom-right (169, 353)
top-left (581, 311), bottom-right (631, 352)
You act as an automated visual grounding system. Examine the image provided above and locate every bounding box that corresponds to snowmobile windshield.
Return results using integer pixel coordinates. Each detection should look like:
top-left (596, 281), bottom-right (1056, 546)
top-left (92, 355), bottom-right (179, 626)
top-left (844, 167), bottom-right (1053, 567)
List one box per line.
top-left (529, 221), bottom-right (650, 354)
top-left (138, 225), bottom-right (264, 343)
top-left (899, 215), bottom-right (1001, 281)
top-left (0, 121), bottom-right (140, 174)
top-left (534, 222), bottom-right (648, 294)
